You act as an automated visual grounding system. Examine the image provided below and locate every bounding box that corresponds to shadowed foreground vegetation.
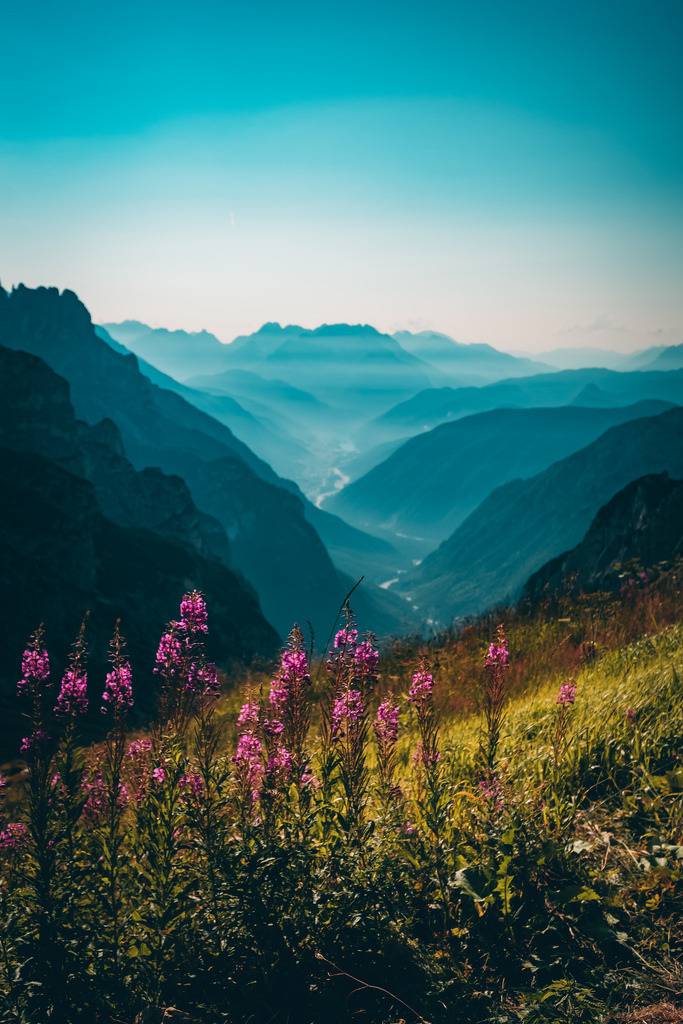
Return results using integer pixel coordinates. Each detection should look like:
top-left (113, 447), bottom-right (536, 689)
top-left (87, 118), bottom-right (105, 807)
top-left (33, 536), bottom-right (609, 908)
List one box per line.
top-left (1, 569), bottom-right (682, 1023)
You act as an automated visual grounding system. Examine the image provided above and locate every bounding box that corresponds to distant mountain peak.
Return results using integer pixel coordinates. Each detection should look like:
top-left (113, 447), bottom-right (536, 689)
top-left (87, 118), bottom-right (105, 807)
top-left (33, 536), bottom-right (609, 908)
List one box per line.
top-left (308, 323), bottom-right (383, 338)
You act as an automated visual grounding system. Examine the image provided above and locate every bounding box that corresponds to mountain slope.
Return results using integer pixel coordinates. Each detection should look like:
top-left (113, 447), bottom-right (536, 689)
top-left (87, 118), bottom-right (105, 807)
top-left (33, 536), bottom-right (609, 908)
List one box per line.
top-left (0, 285), bottom-right (407, 640)
top-left (327, 402), bottom-right (674, 545)
top-left (523, 473), bottom-right (683, 601)
top-left (393, 330), bottom-right (550, 381)
top-left (101, 320), bottom-right (232, 380)
top-left (400, 407), bottom-right (683, 624)
top-left (374, 367), bottom-right (683, 440)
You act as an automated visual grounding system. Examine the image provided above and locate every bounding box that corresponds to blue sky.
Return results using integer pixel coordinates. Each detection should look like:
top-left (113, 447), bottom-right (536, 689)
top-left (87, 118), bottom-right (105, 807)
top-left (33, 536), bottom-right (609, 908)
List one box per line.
top-left (1, 0), bottom-right (681, 350)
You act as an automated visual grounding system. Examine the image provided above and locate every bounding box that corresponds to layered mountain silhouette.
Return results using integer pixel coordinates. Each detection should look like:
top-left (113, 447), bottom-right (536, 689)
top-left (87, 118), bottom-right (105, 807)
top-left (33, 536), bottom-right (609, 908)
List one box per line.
top-left (523, 473), bottom-right (683, 602)
top-left (327, 402), bottom-right (674, 546)
top-left (393, 330), bottom-right (550, 381)
top-left (0, 286), bottom-right (408, 640)
top-left (399, 407), bottom-right (683, 625)
top-left (374, 367), bottom-right (683, 440)
top-left (0, 345), bottom-right (280, 745)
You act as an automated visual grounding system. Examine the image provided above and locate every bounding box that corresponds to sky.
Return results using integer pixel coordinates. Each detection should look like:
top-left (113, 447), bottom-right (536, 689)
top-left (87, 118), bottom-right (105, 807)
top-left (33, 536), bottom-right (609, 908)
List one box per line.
top-left (1, 0), bottom-right (682, 352)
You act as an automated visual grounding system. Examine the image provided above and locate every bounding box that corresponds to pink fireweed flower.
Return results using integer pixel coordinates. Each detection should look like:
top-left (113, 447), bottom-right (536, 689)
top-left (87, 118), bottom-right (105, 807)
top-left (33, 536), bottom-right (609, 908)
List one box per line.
top-left (0, 774), bottom-right (6, 791)
top-left (179, 772), bottom-right (204, 800)
top-left (19, 729), bottom-right (50, 754)
top-left (625, 706), bottom-right (637, 723)
top-left (300, 769), bottom-right (320, 789)
top-left (51, 772), bottom-right (62, 789)
top-left (407, 670), bottom-right (434, 706)
top-left (101, 662), bottom-right (133, 715)
top-left (186, 660), bottom-right (220, 696)
top-left (17, 629), bottom-right (50, 697)
top-left (269, 646), bottom-right (310, 710)
top-left (485, 639), bottom-right (510, 670)
top-left (154, 629), bottom-right (184, 677)
top-left (83, 772), bottom-right (129, 821)
top-left (179, 591), bottom-right (208, 633)
top-left (267, 745), bottom-right (293, 783)
top-left (331, 689), bottom-right (364, 737)
top-left (263, 718), bottom-right (284, 736)
top-left (233, 731), bottom-right (264, 799)
top-left (151, 766), bottom-right (166, 786)
top-left (54, 669), bottom-right (89, 717)
top-left (0, 822), bottom-right (29, 851)
top-left (334, 626), bottom-right (359, 650)
top-left (556, 681), bottom-right (577, 707)
top-left (354, 639), bottom-right (380, 678)
top-left (237, 701), bottom-right (260, 732)
top-left (374, 699), bottom-right (400, 751)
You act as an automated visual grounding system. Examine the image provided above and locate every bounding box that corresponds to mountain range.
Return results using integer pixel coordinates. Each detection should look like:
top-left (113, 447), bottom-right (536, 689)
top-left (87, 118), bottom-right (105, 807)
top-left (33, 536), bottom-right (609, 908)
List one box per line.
top-left (399, 407), bottom-right (683, 625)
top-left (327, 402), bottom-right (675, 547)
top-left (1, 285), bottom-right (407, 641)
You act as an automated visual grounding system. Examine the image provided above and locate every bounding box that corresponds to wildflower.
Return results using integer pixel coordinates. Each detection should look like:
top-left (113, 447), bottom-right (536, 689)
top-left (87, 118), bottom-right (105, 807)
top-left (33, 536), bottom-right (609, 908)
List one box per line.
top-left (374, 699), bottom-right (399, 752)
top-left (267, 745), bottom-right (293, 783)
top-left (233, 731), bottom-right (263, 800)
top-left (407, 670), bottom-right (434, 706)
top-left (51, 772), bottom-right (62, 789)
top-left (101, 662), bottom-right (133, 715)
top-left (0, 822), bottom-right (28, 851)
top-left (0, 774), bottom-right (6, 791)
top-left (354, 638), bottom-right (380, 679)
top-left (334, 626), bottom-right (358, 649)
top-left (54, 669), bottom-right (89, 717)
top-left (186, 660), bottom-right (219, 696)
top-left (154, 629), bottom-right (184, 677)
top-left (179, 590), bottom-right (208, 633)
top-left (263, 718), bottom-right (284, 736)
top-left (19, 729), bottom-right (50, 754)
top-left (237, 701), bottom-right (259, 731)
top-left (300, 769), bottom-right (320, 789)
top-left (82, 772), bottom-right (128, 821)
top-left (179, 773), bottom-right (204, 800)
top-left (17, 628), bottom-right (50, 697)
top-left (625, 706), bottom-right (637, 723)
top-left (556, 681), bottom-right (577, 706)
top-left (331, 689), bottom-right (364, 736)
top-left (485, 636), bottom-right (509, 670)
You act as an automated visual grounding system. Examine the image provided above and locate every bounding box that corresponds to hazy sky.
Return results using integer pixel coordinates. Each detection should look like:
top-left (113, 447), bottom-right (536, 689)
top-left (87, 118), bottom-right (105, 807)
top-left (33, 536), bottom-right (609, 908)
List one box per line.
top-left (1, 0), bottom-right (682, 352)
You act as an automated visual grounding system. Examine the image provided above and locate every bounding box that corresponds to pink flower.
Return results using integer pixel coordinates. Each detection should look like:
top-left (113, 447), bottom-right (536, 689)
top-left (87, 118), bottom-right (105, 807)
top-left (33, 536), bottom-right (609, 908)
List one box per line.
top-left (263, 718), bottom-right (284, 736)
top-left (17, 632), bottom-right (50, 697)
top-left (479, 774), bottom-right (504, 809)
top-left (407, 670), bottom-right (433, 706)
top-left (82, 772), bottom-right (128, 821)
top-left (267, 745), bottom-right (293, 782)
top-left (237, 701), bottom-right (260, 731)
top-left (354, 639), bottom-right (379, 678)
top-left (179, 773), bottom-right (204, 800)
top-left (101, 662), bottom-right (133, 715)
top-left (374, 699), bottom-right (399, 750)
top-left (556, 681), bottom-right (577, 707)
top-left (186, 660), bottom-right (220, 696)
top-left (233, 731), bottom-right (264, 799)
top-left (19, 729), bottom-right (50, 754)
top-left (0, 822), bottom-right (28, 851)
top-left (485, 640), bottom-right (509, 669)
top-left (179, 591), bottom-right (208, 633)
top-left (331, 689), bottom-right (364, 736)
top-left (54, 669), bottom-right (88, 717)
top-left (625, 706), bottom-right (637, 723)
top-left (151, 766), bottom-right (166, 786)
top-left (154, 630), bottom-right (184, 677)
top-left (334, 627), bottom-right (358, 649)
